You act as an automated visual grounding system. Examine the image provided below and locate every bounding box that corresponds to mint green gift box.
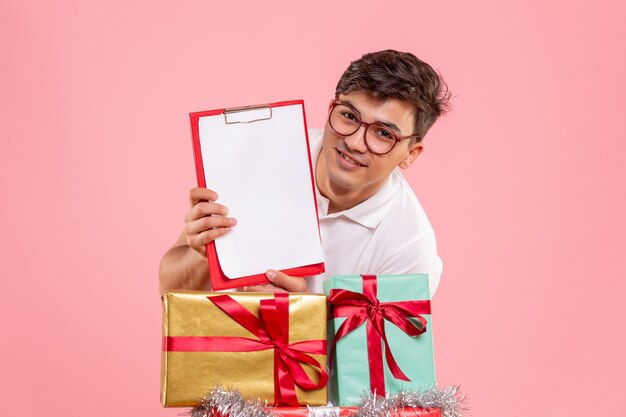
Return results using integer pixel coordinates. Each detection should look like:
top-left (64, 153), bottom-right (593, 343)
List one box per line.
top-left (323, 274), bottom-right (435, 406)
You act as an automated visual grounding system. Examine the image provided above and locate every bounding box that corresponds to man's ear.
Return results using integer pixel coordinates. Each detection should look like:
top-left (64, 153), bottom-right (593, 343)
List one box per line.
top-left (399, 142), bottom-right (424, 169)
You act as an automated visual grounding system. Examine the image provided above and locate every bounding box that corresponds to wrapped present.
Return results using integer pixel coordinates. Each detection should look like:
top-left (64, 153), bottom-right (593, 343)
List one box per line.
top-left (271, 406), bottom-right (358, 416)
top-left (161, 291), bottom-right (328, 407)
top-left (271, 406), bottom-right (441, 416)
top-left (324, 274), bottom-right (435, 406)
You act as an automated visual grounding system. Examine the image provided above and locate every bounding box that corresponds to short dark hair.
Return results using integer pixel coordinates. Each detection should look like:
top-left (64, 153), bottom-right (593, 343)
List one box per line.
top-left (335, 50), bottom-right (450, 141)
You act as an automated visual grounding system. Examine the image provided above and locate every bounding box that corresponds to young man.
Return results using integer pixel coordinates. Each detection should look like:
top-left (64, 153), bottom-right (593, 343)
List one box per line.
top-left (159, 50), bottom-right (450, 296)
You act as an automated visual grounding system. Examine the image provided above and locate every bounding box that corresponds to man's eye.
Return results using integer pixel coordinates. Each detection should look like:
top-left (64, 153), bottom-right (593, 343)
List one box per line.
top-left (341, 112), bottom-right (359, 123)
top-left (375, 127), bottom-right (395, 140)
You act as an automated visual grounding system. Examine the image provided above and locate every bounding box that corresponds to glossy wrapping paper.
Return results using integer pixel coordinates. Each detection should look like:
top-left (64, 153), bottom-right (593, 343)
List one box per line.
top-left (323, 275), bottom-right (435, 406)
top-left (269, 406), bottom-right (441, 416)
top-left (161, 291), bottom-right (327, 407)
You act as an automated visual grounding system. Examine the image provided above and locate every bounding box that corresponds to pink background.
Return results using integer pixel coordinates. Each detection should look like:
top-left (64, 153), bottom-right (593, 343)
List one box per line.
top-left (2, 1), bottom-right (625, 416)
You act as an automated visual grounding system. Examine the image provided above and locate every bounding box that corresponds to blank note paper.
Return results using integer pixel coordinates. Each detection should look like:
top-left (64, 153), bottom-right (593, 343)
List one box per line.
top-left (196, 102), bottom-right (325, 279)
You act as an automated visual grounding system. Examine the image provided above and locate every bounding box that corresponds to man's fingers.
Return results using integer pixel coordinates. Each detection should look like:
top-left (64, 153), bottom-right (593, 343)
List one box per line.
top-left (266, 270), bottom-right (307, 292)
top-left (189, 187), bottom-right (219, 206)
top-left (186, 202), bottom-right (229, 222)
top-left (188, 227), bottom-right (232, 248)
top-left (185, 215), bottom-right (237, 234)
top-left (184, 188), bottom-right (234, 257)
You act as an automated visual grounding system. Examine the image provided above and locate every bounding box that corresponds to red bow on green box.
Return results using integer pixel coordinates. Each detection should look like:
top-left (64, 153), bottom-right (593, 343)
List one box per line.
top-left (327, 275), bottom-right (431, 396)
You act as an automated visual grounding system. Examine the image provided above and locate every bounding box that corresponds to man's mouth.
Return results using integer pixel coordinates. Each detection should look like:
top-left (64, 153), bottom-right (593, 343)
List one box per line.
top-left (336, 149), bottom-right (367, 167)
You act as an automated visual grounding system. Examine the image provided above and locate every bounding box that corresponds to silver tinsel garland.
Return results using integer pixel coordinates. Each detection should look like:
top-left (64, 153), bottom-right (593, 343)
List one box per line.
top-left (190, 386), bottom-right (467, 417)
top-left (355, 386), bottom-right (468, 417)
top-left (190, 386), bottom-right (273, 417)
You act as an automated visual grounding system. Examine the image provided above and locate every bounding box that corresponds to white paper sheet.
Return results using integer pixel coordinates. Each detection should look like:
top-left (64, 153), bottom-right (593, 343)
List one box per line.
top-left (198, 103), bottom-right (325, 279)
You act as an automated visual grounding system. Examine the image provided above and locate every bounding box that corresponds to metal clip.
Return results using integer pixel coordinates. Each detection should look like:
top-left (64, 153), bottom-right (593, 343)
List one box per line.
top-left (223, 104), bottom-right (272, 124)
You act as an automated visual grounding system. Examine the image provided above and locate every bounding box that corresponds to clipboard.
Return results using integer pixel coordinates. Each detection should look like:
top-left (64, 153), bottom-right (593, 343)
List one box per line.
top-left (190, 100), bottom-right (325, 290)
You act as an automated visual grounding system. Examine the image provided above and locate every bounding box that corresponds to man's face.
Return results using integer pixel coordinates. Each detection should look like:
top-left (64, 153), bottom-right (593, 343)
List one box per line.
top-left (318, 91), bottom-right (423, 200)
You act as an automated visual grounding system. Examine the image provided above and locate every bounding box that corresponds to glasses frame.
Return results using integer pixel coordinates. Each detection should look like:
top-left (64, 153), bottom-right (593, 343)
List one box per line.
top-left (327, 100), bottom-right (420, 155)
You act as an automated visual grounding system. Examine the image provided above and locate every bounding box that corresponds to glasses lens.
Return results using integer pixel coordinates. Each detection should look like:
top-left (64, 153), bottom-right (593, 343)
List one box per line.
top-left (366, 123), bottom-right (397, 154)
top-left (329, 104), bottom-right (361, 136)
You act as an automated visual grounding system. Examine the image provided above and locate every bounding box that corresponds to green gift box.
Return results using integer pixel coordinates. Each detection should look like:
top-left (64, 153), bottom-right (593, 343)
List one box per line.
top-left (323, 274), bottom-right (435, 406)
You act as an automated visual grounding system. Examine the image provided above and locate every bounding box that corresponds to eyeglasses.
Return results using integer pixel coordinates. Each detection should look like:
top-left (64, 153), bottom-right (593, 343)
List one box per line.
top-left (328, 100), bottom-right (420, 155)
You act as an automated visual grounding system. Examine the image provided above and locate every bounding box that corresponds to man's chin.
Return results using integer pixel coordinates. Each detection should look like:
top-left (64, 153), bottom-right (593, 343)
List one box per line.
top-left (327, 171), bottom-right (364, 192)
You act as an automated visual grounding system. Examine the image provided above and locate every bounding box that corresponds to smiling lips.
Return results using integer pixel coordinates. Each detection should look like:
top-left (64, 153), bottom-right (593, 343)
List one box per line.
top-left (337, 149), bottom-right (367, 167)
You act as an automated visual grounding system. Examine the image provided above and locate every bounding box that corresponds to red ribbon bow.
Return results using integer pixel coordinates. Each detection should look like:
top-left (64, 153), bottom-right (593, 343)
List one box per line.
top-left (163, 293), bottom-right (328, 406)
top-left (327, 275), bottom-right (431, 396)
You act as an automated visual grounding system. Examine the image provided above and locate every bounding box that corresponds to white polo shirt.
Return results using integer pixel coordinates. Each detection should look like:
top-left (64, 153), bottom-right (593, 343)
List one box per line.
top-left (305, 129), bottom-right (442, 296)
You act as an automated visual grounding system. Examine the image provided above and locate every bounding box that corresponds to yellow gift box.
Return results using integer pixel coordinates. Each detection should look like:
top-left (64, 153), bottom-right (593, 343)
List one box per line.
top-left (161, 291), bottom-right (328, 407)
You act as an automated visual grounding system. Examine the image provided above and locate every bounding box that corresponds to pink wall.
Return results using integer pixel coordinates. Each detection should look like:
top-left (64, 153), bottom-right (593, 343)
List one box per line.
top-left (2, 1), bottom-right (625, 415)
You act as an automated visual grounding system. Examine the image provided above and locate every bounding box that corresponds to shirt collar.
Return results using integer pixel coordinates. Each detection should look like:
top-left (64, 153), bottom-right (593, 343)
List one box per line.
top-left (314, 162), bottom-right (399, 229)
top-left (324, 175), bottom-right (399, 228)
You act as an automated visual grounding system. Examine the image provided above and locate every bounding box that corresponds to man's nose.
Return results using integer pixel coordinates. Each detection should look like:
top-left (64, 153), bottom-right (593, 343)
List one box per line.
top-left (344, 125), bottom-right (368, 153)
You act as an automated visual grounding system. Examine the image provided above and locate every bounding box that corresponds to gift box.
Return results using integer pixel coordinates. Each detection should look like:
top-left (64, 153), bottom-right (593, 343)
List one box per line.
top-left (270, 406), bottom-right (441, 416)
top-left (270, 406), bottom-right (359, 417)
top-left (324, 274), bottom-right (435, 406)
top-left (161, 291), bottom-right (328, 407)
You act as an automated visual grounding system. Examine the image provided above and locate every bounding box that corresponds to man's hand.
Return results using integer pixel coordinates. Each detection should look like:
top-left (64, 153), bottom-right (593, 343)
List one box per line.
top-left (184, 187), bottom-right (237, 257)
top-left (243, 270), bottom-right (308, 293)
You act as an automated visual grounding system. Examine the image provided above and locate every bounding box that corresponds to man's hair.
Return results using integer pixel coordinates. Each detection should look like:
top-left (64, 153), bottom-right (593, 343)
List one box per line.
top-left (335, 50), bottom-right (451, 142)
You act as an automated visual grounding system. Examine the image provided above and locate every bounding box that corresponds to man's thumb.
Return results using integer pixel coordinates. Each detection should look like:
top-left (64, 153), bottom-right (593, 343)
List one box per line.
top-left (265, 269), bottom-right (306, 292)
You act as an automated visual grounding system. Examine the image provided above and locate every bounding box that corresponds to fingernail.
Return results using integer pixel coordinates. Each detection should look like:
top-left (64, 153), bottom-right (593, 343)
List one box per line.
top-left (230, 218), bottom-right (237, 225)
top-left (266, 270), bottom-right (276, 281)
top-left (224, 207), bottom-right (229, 215)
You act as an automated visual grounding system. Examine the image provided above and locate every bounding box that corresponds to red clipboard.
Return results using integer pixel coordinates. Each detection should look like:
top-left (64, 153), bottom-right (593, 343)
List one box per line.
top-left (189, 100), bottom-right (325, 290)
